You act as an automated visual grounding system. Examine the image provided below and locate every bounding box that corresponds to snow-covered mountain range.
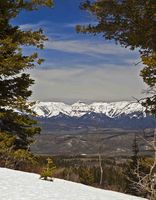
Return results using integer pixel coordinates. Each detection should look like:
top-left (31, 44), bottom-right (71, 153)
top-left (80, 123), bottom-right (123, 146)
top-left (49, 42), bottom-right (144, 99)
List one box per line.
top-left (32, 101), bottom-right (156, 130)
top-left (32, 101), bottom-right (145, 118)
top-left (31, 102), bottom-right (155, 155)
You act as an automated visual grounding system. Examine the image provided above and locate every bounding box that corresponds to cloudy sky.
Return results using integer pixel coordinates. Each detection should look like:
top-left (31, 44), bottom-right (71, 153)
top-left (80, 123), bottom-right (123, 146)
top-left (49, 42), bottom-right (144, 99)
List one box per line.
top-left (13, 0), bottom-right (146, 103)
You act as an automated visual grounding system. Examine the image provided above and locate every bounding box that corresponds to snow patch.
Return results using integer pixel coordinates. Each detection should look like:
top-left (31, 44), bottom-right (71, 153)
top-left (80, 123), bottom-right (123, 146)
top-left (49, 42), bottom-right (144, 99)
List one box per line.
top-left (32, 101), bottom-right (145, 118)
top-left (0, 168), bottom-right (146, 200)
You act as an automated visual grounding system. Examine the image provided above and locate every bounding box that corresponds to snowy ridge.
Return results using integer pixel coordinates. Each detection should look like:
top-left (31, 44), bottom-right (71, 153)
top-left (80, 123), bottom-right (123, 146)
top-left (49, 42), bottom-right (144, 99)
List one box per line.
top-left (32, 101), bottom-right (145, 118)
top-left (0, 168), bottom-right (146, 200)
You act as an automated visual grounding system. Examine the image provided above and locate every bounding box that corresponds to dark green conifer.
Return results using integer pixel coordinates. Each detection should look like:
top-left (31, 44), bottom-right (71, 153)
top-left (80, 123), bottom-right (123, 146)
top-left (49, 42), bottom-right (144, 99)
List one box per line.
top-left (125, 135), bottom-right (140, 196)
top-left (77, 0), bottom-right (156, 114)
top-left (0, 0), bottom-right (53, 166)
top-left (79, 166), bottom-right (94, 185)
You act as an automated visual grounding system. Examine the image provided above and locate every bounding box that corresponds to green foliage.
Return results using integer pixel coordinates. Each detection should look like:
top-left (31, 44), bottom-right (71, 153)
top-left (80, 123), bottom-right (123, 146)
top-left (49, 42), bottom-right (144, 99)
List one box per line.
top-left (132, 135), bottom-right (139, 168)
top-left (123, 136), bottom-right (156, 199)
top-left (59, 160), bottom-right (126, 191)
top-left (77, 0), bottom-right (156, 114)
top-left (0, 0), bottom-right (53, 161)
top-left (0, 132), bottom-right (37, 169)
top-left (0, 132), bottom-right (16, 163)
top-left (124, 136), bottom-right (142, 196)
top-left (27, 155), bottom-right (129, 192)
top-left (40, 158), bottom-right (56, 181)
top-left (136, 157), bottom-right (156, 200)
top-left (78, 166), bottom-right (94, 185)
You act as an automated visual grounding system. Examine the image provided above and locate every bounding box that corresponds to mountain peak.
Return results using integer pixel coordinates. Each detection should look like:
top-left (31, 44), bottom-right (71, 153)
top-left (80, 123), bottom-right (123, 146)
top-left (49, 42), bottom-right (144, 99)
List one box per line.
top-left (32, 100), bottom-right (144, 118)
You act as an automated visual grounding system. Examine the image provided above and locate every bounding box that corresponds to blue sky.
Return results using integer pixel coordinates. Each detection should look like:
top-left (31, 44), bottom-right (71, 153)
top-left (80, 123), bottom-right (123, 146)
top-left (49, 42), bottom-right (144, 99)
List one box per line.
top-left (13, 0), bottom-right (146, 103)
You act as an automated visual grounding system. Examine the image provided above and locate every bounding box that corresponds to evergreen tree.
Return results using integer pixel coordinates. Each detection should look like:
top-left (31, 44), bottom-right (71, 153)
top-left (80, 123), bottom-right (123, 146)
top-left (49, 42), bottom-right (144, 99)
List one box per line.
top-left (0, 0), bottom-right (52, 168)
top-left (0, 0), bottom-right (53, 164)
top-left (124, 135), bottom-right (140, 196)
top-left (78, 166), bottom-right (94, 185)
top-left (0, 131), bottom-right (37, 169)
top-left (132, 134), bottom-right (139, 168)
top-left (77, 0), bottom-right (156, 114)
top-left (40, 157), bottom-right (56, 181)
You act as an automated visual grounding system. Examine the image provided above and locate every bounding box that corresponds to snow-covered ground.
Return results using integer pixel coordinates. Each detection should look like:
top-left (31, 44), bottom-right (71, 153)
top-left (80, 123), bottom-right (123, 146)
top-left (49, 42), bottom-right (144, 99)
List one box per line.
top-left (0, 168), bottom-right (146, 200)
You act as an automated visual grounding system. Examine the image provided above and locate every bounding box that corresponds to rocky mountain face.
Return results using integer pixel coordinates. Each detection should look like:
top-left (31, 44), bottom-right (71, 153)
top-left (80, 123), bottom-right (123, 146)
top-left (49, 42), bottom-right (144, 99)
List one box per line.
top-left (32, 101), bottom-right (156, 131)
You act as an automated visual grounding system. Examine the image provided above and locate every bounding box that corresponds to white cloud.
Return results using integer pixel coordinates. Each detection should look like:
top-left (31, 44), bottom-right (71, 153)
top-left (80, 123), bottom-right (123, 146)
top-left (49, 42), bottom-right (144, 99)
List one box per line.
top-left (29, 64), bottom-right (147, 102)
top-left (45, 39), bottom-right (138, 58)
top-left (19, 21), bottom-right (50, 30)
top-left (19, 21), bottom-right (143, 103)
top-left (65, 21), bottom-right (97, 28)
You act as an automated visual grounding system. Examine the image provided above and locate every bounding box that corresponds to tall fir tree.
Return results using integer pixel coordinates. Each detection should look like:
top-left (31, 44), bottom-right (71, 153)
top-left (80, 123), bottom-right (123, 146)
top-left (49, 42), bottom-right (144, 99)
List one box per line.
top-left (0, 0), bottom-right (53, 165)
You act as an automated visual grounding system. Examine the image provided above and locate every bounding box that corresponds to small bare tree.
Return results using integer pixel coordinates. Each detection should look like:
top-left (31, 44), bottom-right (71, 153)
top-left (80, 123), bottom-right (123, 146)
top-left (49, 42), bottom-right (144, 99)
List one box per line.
top-left (132, 129), bottom-right (156, 200)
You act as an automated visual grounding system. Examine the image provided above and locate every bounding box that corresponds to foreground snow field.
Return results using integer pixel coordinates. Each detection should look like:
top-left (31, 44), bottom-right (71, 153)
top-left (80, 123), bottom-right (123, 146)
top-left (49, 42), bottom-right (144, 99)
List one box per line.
top-left (0, 168), bottom-right (146, 200)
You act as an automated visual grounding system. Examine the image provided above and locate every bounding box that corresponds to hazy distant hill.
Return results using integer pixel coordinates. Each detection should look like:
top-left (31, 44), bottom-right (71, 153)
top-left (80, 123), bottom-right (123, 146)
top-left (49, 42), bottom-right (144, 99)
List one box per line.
top-left (30, 101), bottom-right (156, 156)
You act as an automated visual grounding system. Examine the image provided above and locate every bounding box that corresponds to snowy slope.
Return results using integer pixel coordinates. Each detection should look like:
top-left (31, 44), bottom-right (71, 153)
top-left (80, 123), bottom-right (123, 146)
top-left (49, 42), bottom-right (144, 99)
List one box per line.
top-left (0, 168), bottom-right (146, 200)
top-left (32, 101), bottom-right (145, 118)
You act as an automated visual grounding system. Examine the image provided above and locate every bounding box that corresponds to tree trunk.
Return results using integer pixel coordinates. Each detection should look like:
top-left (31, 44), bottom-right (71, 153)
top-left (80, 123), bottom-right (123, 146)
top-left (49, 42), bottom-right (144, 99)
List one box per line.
top-left (98, 153), bottom-right (103, 186)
